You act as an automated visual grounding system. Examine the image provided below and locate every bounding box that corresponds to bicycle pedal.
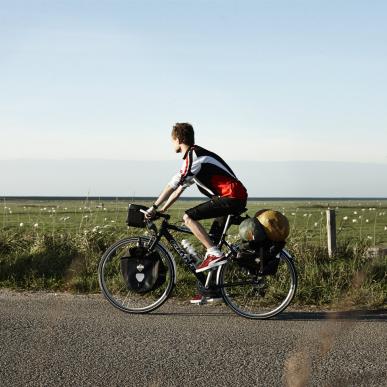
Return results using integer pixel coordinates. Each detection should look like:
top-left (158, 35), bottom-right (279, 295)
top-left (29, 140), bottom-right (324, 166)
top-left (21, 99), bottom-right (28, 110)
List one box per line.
top-left (198, 297), bottom-right (208, 305)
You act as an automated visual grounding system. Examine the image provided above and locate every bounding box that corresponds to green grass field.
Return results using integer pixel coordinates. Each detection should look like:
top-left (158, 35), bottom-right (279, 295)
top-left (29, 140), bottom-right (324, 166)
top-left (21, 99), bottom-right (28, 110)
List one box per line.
top-left (2, 198), bottom-right (387, 245)
top-left (0, 198), bottom-right (386, 307)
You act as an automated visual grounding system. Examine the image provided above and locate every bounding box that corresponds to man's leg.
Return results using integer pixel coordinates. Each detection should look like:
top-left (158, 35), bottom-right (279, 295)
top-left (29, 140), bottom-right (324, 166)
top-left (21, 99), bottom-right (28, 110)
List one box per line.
top-left (183, 198), bottom-right (229, 252)
top-left (183, 212), bottom-right (224, 304)
top-left (184, 213), bottom-right (226, 270)
top-left (184, 197), bottom-right (246, 301)
top-left (183, 212), bottom-right (225, 304)
top-left (182, 214), bottom-right (214, 250)
top-left (184, 197), bottom-right (247, 272)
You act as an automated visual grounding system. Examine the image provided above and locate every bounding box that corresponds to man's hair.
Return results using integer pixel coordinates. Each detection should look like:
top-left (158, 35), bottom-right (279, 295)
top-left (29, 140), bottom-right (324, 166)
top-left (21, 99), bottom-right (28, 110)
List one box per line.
top-left (171, 123), bottom-right (195, 146)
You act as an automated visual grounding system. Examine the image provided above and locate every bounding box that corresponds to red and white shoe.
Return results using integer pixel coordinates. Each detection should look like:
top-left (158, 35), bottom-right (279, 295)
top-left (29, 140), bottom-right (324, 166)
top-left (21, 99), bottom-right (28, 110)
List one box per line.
top-left (195, 254), bottom-right (227, 273)
top-left (190, 294), bottom-right (205, 304)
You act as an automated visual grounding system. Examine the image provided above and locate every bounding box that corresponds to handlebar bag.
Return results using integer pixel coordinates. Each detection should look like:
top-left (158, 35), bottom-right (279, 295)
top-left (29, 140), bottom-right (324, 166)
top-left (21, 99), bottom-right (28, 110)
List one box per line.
top-left (126, 204), bottom-right (148, 228)
top-left (120, 246), bottom-right (166, 293)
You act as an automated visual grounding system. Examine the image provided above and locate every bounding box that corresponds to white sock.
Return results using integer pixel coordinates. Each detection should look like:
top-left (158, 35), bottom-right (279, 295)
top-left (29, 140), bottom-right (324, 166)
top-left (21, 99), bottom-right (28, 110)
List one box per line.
top-left (206, 247), bottom-right (222, 257)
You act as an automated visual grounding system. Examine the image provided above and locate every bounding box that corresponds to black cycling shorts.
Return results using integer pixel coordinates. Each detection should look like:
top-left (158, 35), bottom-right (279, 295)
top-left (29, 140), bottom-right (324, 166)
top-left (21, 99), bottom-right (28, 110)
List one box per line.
top-left (185, 196), bottom-right (247, 221)
top-left (185, 197), bottom-right (247, 245)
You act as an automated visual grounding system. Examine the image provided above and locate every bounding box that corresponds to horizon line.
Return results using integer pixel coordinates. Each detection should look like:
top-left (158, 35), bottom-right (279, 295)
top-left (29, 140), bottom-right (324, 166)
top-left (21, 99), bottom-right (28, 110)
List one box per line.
top-left (3, 196), bottom-right (387, 201)
top-left (2, 158), bottom-right (387, 165)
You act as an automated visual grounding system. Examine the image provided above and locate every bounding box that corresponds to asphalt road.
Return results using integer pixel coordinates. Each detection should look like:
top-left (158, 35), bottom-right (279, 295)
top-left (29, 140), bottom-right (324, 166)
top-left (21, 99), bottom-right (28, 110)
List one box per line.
top-left (1, 290), bottom-right (386, 387)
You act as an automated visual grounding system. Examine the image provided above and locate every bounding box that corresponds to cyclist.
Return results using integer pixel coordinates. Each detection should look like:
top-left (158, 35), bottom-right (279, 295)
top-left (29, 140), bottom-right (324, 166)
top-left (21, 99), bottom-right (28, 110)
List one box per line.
top-left (144, 123), bottom-right (248, 303)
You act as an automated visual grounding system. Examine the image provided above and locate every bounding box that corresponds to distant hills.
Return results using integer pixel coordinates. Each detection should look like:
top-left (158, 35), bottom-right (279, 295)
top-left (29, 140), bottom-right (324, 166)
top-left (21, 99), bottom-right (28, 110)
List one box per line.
top-left (1, 159), bottom-right (386, 197)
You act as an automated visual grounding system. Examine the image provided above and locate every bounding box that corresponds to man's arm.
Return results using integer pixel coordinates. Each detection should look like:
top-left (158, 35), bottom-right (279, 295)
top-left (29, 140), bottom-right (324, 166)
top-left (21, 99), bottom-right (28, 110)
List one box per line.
top-left (145, 155), bottom-right (195, 218)
top-left (160, 185), bottom-right (185, 212)
top-left (144, 184), bottom-right (174, 219)
top-left (154, 184), bottom-right (175, 208)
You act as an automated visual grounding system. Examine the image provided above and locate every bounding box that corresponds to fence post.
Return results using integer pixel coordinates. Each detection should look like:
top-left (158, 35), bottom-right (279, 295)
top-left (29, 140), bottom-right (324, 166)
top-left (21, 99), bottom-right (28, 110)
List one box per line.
top-left (326, 209), bottom-right (337, 257)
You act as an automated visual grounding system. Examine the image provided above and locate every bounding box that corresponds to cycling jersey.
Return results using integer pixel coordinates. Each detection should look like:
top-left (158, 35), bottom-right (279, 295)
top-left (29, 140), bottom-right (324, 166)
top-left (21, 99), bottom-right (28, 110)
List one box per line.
top-left (168, 145), bottom-right (248, 200)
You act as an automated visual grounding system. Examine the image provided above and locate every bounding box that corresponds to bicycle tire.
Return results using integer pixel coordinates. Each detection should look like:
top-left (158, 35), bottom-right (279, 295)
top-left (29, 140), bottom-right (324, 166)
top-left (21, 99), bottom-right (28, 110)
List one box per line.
top-left (218, 249), bottom-right (297, 319)
top-left (98, 236), bottom-right (175, 314)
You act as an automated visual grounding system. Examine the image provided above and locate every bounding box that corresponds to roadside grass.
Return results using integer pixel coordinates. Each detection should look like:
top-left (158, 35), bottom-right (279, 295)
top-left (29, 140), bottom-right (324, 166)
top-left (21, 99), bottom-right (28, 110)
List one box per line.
top-left (1, 227), bottom-right (386, 307)
top-left (290, 231), bottom-right (387, 308)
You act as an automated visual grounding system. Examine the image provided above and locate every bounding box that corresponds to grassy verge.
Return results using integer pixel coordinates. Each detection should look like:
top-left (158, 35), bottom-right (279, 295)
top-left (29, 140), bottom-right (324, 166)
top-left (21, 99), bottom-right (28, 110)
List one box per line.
top-left (0, 228), bottom-right (386, 307)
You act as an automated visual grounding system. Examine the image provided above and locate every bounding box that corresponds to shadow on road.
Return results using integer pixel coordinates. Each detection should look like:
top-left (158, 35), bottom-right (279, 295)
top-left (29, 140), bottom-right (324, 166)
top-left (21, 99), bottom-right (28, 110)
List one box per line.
top-left (153, 310), bottom-right (232, 317)
top-left (275, 309), bottom-right (387, 321)
top-left (152, 308), bottom-right (387, 321)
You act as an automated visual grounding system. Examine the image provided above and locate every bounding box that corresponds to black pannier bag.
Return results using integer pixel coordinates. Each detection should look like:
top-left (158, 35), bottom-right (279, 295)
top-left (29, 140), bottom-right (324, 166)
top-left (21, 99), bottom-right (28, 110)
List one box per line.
top-left (236, 240), bottom-right (285, 276)
top-left (120, 246), bottom-right (167, 293)
top-left (126, 204), bottom-right (148, 228)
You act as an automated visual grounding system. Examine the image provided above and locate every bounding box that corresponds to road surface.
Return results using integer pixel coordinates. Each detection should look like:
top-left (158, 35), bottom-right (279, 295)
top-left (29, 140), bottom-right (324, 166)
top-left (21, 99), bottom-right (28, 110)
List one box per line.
top-left (1, 291), bottom-right (386, 386)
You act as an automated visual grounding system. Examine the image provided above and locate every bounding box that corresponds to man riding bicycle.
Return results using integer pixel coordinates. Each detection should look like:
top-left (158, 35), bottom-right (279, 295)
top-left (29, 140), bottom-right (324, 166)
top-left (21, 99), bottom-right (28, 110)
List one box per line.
top-left (144, 123), bottom-right (248, 302)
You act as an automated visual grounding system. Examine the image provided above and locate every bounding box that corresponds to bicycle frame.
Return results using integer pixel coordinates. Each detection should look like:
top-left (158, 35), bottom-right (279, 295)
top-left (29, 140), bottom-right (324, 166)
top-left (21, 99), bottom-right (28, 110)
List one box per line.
top-left (100, 209), bottom-right (297, 318)
top-left (145, 214), bottom-right (240, 287)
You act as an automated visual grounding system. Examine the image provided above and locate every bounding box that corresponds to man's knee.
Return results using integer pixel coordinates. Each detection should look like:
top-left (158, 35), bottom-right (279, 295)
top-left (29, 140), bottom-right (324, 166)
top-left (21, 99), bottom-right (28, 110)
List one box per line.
top-left (183, 213), bottom-right (192, 226)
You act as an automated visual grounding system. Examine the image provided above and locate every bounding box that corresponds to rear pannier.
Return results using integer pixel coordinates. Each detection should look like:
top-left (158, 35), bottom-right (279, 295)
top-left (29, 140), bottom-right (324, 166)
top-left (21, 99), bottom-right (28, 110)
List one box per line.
top-left (237, 211), bottom-right (287, 276)
top-left (236, 240), bottom-right (285, 276)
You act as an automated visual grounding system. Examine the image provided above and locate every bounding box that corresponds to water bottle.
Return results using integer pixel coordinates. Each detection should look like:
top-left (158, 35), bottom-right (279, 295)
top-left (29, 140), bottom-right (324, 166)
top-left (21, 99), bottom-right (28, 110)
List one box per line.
top-left (181, 239), bottom-right (201, 264)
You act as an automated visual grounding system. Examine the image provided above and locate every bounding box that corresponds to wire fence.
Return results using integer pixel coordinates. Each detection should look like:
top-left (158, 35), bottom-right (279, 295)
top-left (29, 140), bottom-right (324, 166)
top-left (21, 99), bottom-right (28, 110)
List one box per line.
top-left (1, 198), bottom-right (387, 246)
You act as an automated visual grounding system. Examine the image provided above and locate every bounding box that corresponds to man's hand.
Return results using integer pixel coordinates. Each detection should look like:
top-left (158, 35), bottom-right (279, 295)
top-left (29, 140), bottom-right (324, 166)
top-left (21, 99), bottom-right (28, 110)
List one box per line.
top-left (144, 205), bottom-right (157, 220)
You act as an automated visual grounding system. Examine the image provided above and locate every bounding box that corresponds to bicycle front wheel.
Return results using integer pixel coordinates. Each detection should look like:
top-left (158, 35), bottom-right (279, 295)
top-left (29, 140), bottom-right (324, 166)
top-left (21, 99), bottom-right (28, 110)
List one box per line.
top-left (218, 250), bottom-right (297, 319)
top-left (98, 236), bottom-right (175, 314)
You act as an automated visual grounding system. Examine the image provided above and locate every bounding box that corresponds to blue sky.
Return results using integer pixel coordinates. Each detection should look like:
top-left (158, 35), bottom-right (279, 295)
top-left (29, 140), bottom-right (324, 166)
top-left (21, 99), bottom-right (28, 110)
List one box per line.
top-left (1, 1), bottom-right (386, 195)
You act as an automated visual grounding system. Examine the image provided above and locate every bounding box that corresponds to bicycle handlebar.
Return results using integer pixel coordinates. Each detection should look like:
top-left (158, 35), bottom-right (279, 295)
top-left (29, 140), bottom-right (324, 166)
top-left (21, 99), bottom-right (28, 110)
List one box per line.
top-left (140, 209), bottom-right (170, 221)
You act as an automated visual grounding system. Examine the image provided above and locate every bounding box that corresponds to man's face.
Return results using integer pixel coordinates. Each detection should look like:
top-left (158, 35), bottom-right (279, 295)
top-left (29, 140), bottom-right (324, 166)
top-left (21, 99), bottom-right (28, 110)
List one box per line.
top-left (172, 136), bottom-right (181, 153)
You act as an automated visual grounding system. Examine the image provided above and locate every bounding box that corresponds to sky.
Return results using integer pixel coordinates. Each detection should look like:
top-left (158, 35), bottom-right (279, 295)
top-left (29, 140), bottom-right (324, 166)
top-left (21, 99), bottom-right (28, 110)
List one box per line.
top-left (1, 1), bottom-right (386, 196)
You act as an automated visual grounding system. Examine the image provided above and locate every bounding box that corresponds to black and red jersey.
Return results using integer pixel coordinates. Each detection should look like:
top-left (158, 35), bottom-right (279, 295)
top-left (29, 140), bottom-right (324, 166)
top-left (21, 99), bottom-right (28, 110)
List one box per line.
top-left (168, 145), bottom-right (248, 200)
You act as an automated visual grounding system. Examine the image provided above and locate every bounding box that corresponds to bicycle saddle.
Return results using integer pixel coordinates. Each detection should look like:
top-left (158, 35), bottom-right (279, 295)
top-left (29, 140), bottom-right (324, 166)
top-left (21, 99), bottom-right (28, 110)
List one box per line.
top-left (230, 208), bottom-right (249, 225)
top-left (232, 207), bottom-right (248, 216)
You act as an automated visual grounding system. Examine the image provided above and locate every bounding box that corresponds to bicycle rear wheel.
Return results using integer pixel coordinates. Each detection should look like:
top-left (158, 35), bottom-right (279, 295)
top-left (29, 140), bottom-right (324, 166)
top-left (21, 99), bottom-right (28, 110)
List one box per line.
top-left (98, 236), bottom-right (175, 314)
top-left (218, 250), bottom-right (297, 319)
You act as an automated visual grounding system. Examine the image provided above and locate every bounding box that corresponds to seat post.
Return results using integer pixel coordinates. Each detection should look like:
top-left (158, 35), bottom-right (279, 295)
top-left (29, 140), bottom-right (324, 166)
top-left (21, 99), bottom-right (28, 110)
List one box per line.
top-left (220, 215), bottom-right (232, 239)
top-left (216, 212), bottom-right (244, 248)
top-left (218, 215), bottom-right (232, 246)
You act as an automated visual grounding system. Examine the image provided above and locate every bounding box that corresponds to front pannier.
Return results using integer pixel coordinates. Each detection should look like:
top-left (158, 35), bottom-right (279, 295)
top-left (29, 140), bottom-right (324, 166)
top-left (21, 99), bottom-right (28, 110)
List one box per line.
top-left (126, 204), bottom-right (148, 228)
top-left (120, 246), bottom-right (167, 293)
